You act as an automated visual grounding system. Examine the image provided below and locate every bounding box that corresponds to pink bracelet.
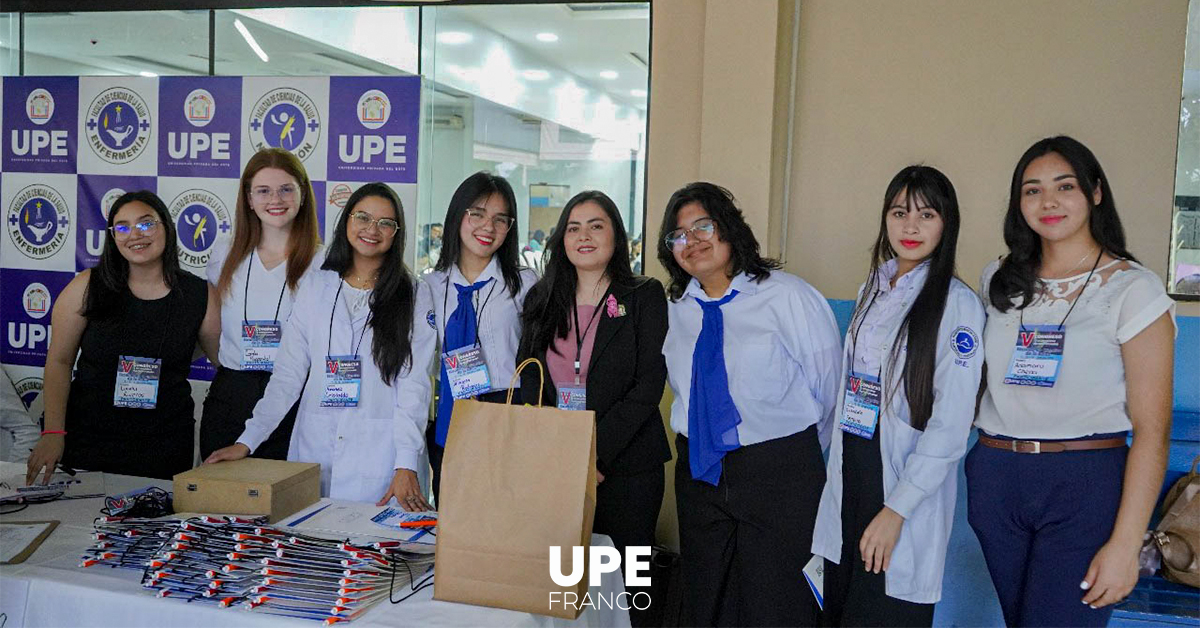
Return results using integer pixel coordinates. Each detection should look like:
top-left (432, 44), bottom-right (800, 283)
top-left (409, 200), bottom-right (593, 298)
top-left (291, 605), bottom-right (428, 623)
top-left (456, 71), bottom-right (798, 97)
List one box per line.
top-left (41, 430), bottom-right (67, 435)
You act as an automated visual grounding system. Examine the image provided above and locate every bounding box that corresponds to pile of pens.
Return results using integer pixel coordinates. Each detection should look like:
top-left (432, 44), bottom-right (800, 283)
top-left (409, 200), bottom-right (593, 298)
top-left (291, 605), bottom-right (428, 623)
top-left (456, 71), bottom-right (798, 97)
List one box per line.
top-left (80, 515), bottom-right (435, 624)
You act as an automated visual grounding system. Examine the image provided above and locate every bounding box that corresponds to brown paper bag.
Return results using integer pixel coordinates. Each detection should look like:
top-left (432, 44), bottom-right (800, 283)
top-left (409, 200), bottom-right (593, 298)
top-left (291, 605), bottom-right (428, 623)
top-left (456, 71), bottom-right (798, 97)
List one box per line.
top-left (434, 358), bottom-right (597, 619)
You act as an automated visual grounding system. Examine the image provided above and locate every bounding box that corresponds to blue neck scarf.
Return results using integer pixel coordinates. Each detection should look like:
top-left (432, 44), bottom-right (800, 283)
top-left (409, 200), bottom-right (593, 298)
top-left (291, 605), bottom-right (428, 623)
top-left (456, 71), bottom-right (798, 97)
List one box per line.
top-left (688, 290), bottom-right (742, 485)
top-left (435, 279), bottom-right (491, 447)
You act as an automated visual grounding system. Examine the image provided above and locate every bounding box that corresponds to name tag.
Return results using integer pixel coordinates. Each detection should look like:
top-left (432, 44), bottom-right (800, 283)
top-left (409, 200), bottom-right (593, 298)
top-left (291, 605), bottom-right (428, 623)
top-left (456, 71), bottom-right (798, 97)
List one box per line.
top-left (321, 355), bottom-right (362, 407)
top-left (113, 355), bottom-right (162, 409)
top-left (240, 320), bottom-right (282, 371)
top-left (1003, 324), bottom-right (1065, 387)
top-left (556, 384), bottom-right (587, 411)
top-left (839, 371), bottom-right (881, 439)
top-left (443, 345), bottom-right (491, 399)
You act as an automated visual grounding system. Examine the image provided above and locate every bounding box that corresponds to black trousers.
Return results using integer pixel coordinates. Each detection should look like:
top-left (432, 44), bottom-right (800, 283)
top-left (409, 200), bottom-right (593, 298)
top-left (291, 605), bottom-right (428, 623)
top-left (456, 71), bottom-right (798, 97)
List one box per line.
top-left (199, 366), bottom-right (298, 461)
top-left (595, 465), bottom-right (665, 628)
top-left (676, 427), bottom-right (825, 627)
top-left (426, 388), bottom-right (517, 504)
top-left (822, 425), bottom-right (934, 628)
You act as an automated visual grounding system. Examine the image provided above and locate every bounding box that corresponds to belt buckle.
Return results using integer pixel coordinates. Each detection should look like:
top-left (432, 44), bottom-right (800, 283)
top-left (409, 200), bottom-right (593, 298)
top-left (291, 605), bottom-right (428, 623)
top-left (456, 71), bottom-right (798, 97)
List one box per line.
top-left (1011, 439), bottom-right (1041, 454)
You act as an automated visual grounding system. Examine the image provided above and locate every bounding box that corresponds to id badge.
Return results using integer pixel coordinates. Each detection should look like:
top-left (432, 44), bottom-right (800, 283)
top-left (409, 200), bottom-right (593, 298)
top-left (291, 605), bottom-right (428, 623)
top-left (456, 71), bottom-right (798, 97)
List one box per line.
top-left (1003, 324), bottom-right (1065, 387)
top-left (321, 354), bottom-right (362, 407)
top-left (240, 320), bottom-right (282, 371)
top-left (556, 384), bottom-right (588, 411)
top-left (839, 371), bottom-right (881, 439)
top-left (443, 345), bottom-right (491, 399)
top-left (113, 355), bottom-right (162, 409)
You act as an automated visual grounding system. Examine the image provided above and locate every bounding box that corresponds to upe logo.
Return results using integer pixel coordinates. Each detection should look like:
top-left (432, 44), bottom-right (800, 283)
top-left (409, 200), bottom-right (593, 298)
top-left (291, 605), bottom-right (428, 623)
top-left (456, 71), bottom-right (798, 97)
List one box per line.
top-left (168, 189), bottom-right (230, 271)
top-left (22, 283), bottom-right (51, 320)
top-left (184, 89), bottom-right (215, 128)
top-left (356, 90), bottom-right (390, 130)
top-left (248, 88), bottom-right (321, 160)
top-left (7, 183), bottom-right (70, 260)
top-left (85, 87), bottom-right (152, 164)
top-left (548, 546), bottom-right (651, 612)
top-left (328, 183), bottom-right (352, 209)
top-left (26, 88), bottom-right (54, 125)
top-left (952, 326), bottom-right (978, 359)
top-left (100, 187), bottom-right (127, 222)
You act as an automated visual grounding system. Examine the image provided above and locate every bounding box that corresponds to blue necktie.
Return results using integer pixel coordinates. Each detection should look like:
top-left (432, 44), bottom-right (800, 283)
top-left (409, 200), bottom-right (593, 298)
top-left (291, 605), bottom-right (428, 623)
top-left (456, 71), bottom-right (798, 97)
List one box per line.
top-left (688, 290), bottom-right (742, 485)
top-left (435, 279), bottom-right (491, 447)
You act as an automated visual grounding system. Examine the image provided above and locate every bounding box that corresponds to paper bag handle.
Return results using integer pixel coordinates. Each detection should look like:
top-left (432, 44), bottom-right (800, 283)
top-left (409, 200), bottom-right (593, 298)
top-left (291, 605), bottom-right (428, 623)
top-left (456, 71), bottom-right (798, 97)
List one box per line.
top-left (507, 357), bottom-right (544, 407)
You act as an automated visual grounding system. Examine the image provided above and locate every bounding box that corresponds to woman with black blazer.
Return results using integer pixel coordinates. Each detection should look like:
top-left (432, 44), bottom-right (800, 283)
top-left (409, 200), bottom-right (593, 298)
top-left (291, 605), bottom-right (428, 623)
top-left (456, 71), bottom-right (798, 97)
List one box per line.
top-left (518, 190), bottom-right (670, 626)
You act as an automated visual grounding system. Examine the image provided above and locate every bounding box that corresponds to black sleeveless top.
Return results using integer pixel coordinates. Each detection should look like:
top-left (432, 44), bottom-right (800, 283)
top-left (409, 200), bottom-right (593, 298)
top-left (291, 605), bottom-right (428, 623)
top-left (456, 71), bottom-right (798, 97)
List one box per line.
top-left (63, 272), bottom-right (208, 479)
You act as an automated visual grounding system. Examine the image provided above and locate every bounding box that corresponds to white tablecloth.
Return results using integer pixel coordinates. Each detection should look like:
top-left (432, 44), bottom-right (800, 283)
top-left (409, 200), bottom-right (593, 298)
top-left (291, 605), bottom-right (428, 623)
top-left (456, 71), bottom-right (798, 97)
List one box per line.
top-left (0, 471), bottom-right (630, 628)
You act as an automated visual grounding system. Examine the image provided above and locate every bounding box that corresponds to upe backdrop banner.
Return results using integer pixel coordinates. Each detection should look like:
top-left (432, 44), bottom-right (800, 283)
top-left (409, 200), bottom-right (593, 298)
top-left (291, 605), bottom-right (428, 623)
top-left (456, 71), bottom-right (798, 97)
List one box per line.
top-left (1, 75), bottom-right (421, 425)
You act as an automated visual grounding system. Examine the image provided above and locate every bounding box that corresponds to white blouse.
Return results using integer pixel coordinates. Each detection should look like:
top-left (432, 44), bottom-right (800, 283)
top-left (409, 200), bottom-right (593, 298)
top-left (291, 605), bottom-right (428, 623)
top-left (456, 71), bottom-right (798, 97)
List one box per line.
top-left (976, 258), bottom-right (1176, 439)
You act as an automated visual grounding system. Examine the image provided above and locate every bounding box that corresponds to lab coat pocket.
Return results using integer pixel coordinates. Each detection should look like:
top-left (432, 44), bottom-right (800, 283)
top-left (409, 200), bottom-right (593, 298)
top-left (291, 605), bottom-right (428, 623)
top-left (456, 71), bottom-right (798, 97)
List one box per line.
top-left (884, 412), bottom-right (922, 475)
top-left (734, 342), bottom-right (797, 403)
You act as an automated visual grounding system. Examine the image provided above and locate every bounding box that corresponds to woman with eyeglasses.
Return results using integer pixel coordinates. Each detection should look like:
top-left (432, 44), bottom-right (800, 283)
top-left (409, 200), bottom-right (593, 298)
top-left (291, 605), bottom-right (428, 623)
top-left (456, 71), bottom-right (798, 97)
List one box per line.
top-left (659, 182), bottom-right (842, 626)
top-left (199, 148), bottom-right (324, 461)
top-left (206, 183), bottom-right (437, 509)
top-left (26, 191), bottom-right (221, 483)
top-left (421, 172), bottom-right (538, 502)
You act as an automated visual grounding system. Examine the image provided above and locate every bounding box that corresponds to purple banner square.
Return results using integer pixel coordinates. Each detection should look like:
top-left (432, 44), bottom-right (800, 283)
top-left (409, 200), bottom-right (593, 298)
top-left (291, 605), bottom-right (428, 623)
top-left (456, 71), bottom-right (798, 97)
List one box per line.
top-left (1, 268), bottom-right (74, 367)
top-left (327, 76), bottom-right (420, 183)
top-left (157, 76), bottom-right (242, 178)
top-left (76, 174), bottom-right (157, 271)
top-left (2, 76), bottom-right (78, 174)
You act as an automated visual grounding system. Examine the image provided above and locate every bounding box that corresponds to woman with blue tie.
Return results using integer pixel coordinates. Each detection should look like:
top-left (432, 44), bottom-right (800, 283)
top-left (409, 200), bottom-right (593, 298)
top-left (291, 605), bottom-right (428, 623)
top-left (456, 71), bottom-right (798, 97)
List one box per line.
top-left (659, 182), bottom-right (842, 626)
top-left (422, 172), bottom-right (538, 502)
top-left (206, 183), bottom-right (437, 509)
top-left (811, 166), bottom-right (984, 627)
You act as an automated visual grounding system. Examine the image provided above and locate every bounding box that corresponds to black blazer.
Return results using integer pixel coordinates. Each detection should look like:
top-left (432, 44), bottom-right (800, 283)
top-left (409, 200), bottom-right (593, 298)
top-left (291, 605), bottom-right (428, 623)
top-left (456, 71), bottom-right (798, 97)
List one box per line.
top-left (517, 276), bottom-right (672, 476)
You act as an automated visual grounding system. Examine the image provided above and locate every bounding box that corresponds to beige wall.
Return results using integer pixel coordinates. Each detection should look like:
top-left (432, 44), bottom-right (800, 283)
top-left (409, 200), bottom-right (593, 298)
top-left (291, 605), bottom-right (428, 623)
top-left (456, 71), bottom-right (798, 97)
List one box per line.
top-left (645, 0), bottom-right (1195, 549)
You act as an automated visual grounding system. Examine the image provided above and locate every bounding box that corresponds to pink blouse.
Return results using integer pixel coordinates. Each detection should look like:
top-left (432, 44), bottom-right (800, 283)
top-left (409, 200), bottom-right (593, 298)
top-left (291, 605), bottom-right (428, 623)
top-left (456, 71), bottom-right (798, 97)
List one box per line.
top-left (547, 304), bottom-right (600, 386)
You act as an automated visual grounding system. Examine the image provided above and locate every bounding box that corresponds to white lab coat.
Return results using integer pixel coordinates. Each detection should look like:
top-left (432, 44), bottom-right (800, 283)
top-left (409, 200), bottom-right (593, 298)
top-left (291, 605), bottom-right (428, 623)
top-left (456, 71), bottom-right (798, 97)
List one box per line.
top-left (812, 266), bottom-right (985, 604)
top-left (237, 270), bottom-right (436, 502)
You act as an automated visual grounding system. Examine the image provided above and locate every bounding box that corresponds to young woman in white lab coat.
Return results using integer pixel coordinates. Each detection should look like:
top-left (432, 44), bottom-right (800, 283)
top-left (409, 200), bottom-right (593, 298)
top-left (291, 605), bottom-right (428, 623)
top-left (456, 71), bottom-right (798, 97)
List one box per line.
top-left (421, 172), bottom-right (538, 502)
top-left (206, 183), bottom-right (437, 510)
top-left (812, 166), bottom-right (984, 627)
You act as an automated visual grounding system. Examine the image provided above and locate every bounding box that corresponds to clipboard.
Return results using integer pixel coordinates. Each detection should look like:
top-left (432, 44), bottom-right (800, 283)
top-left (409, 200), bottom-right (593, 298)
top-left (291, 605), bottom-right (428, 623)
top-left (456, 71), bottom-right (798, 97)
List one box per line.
top-left (0, 520), bottom-right (59, 564)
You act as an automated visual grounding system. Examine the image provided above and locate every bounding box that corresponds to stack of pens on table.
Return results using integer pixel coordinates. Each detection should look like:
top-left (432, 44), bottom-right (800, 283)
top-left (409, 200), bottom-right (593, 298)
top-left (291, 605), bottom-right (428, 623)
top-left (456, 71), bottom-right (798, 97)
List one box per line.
top-left (81, 516), bottom-right (184, 571)
top-left (79, 515), bottom-right (436, 624)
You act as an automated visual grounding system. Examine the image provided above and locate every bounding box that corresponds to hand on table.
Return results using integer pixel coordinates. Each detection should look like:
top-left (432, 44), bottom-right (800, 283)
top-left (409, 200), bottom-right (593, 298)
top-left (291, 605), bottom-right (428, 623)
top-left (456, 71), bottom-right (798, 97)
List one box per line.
top-left (204, 443), bottom-right (250, 464)
top-left (25, 435), bottom-right (65, 485)
top-left (378, 469), bottom-right (432, 512)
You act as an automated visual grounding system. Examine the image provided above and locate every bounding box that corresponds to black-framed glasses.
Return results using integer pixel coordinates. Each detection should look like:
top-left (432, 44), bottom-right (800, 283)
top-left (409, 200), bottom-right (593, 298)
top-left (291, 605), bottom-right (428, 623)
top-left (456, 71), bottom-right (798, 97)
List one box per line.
top-left (664, 218), bottom-right (716, 251)
top-left (250, 184), bottom-right (300, 204)
top-left (350, 211), bottom-right (399, 237)
top-left (109, 219), bottom-right (161, 238)
top-left (466, 207), bottom-right (515, 234)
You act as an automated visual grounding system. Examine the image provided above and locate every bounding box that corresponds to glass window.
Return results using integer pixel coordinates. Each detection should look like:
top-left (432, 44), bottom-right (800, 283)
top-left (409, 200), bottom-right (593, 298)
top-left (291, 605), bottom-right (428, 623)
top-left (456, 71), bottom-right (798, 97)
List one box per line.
top-left (0, 13), bottom-right (17, 76)
top-left (23, 11), bottom-right (208, 76)
top-left (214, 8), bottom-right (418, 77)
top-left (1171, 0), bottom-right (1200, 296)
top-left (416, 2), bottom-right (650, 275)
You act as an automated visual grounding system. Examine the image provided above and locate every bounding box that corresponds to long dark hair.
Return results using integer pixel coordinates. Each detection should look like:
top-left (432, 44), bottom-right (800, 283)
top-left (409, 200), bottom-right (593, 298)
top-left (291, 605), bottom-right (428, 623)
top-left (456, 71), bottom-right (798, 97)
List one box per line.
top-left (989, 136), bottom-right (1136, 312)
top-left (852, 166), bottom-right (960, 431)
top-left (321, 183), bottom-right (415, 383)
top-left (217, 148), bottom-right (320, 295)
top-left (433, 171), bottom-right (523, 298)
top-left (656, 182), bottom-right (780, 300)
top-left (521, 191), bottom-right (635, 354)
top-left (83, 190), bottom-right (183, 319)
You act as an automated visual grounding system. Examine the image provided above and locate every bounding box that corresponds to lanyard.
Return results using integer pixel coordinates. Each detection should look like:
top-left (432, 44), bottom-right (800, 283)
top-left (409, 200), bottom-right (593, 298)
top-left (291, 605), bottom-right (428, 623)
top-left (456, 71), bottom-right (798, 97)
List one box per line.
top-left (243, 249), bottom-right (288, 324)
top-left (1020, 251), bottom-right (1103, 332)
top-left (326, 280), bottom-right (371, 357)
top-left (571, 290), bottom-right (607, 384)
top-left (441, 273), bottom-right (497, 347)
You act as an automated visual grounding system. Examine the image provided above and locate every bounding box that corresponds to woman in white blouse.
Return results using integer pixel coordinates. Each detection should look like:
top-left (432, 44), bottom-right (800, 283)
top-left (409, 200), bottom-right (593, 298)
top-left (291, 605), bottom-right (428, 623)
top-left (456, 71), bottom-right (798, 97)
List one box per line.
top-left (970, 136), bottom-right (1175, 627)
top-left (206, 183), bottom-right (436, 511)
top-left (812, 166), bottom-right (984, 626)
top-left (658, 182), bottom-right (842, 626)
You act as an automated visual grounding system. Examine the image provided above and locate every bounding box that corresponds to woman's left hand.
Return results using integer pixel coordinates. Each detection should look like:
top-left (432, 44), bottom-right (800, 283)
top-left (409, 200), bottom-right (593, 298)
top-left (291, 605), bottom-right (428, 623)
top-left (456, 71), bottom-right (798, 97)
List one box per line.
top-left (377, 468), bottom-right (433, 512)
top-left (1081, 539), bottom-right (1140, 608)
top-left (859, 506), bottom-right (905, 574)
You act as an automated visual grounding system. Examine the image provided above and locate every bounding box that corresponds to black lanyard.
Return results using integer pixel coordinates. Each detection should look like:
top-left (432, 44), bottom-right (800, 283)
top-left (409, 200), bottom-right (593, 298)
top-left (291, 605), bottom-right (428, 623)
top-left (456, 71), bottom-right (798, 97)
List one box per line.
top-left (326, 279), bottom-right (371, 358)
top-left (571, 290), bottom-right (608, 383)
top-left (441, 272), bottom-right (497, 347)
top-left (243, 249), bottom-right (288, 324)
top-left (1020, 251), bottom-right (1103, 332)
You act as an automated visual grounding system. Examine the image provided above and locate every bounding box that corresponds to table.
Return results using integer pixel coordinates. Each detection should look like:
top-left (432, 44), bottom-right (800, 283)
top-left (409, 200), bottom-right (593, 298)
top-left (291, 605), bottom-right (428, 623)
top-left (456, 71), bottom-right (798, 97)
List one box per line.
top-left (0, 470), bottom-right (630, 628)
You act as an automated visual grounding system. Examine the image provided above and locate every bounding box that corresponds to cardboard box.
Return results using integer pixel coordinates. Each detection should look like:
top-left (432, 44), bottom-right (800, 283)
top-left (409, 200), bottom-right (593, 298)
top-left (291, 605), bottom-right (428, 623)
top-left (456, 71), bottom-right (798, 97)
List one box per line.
top-left (173, 459), bottom-right (320, 523)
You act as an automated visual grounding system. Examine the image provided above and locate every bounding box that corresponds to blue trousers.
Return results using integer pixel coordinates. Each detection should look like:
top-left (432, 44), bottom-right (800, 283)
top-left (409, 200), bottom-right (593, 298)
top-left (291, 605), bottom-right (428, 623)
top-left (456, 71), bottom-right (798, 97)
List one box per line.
top-left (965, 433), bottom-right (1127, 627)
